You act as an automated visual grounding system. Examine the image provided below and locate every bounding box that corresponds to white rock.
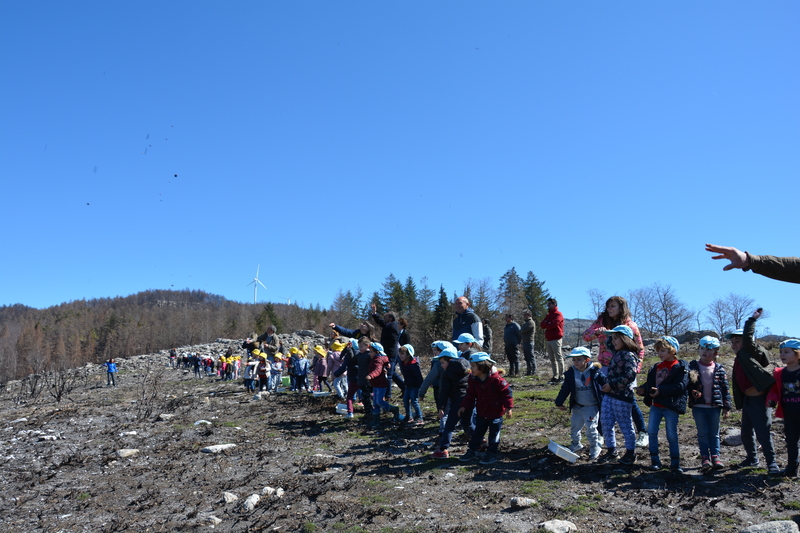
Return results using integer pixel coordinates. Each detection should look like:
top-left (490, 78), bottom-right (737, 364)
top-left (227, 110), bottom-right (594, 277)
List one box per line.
top-left (201, 444), bottom-right (236, 454)
top-left (275, 488), bottom-right (284, 499)
top-left (537, 519), bottom-right (577, 533)
top-left (10, 418), bottom-right (27, 424)
top-left (158, 414), bottom-right (175, 421)
top-left (242, 494), bottom-right (260, 511)
top-left (510, 497), bottom-right (537, 508)
top-left (119, 431), bottom-right (138, 436)
top-left (194, 420), bottom-right (212, 426)
top-left (39, 435), bottom-right (59, 441)
top-left (741, 521), bottom-right (800, 533)
top-left (262, 487), bottom-right (276, 497)
top-left (723, 428), bottom-right (743, 446)
top-left (222, 492), bottom-right (238, 503)
top-left (117, 449), bottom-right (140, 458)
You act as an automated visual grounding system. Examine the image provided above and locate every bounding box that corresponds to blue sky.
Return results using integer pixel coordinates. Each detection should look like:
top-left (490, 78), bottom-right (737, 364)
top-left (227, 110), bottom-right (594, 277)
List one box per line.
top-left (1, 2), bottom-right (798, 336)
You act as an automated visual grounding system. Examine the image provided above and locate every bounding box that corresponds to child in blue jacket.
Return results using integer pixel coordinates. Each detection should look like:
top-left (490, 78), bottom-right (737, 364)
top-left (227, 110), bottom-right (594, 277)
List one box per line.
top-left (555, 347), bottom-right (603, 459)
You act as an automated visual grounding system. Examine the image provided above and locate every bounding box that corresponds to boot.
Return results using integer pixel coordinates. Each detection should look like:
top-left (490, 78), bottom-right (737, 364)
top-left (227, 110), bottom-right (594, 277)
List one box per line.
top-left (783, 461), bottom-right (798, 477)
top-left (389, 405), bottom-right (405, 422)
top-left (369, 413), bottom-right (381, 427)
top-left (619, 449), bottom-right (637, 465)
top-left (650, 455), bottom-right (662, 471)
top-left (670, 456), bottom-right (683, 474)
top-left (597, 448), bottom-right (618, 464)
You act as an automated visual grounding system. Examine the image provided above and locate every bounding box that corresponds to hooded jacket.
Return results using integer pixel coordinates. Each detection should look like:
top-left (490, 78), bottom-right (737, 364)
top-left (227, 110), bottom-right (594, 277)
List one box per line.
top-left (540, 307), bottom-right (565, 341)
top-left (366, 353), bottom-right (390, 388)
top-left (688, 360), bottom-right (732, 410)
top-left (732, 316), bottom-right (775, 409)
top-left (461, 371), bottom-right (513, 419)
top-left (555, 362), bottom-right (603, 410)
top-left (437, 357), bottom-right (470, 411)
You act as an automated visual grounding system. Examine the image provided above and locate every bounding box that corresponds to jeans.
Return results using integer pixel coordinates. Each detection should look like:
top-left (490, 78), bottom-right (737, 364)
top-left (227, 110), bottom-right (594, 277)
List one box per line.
top-left (372, 386), bottom-right (392, 414)
top-left (332, 375), bottom-right (347, 399)
top-left (601, 396), bottom-right (636, 451)
top-left (741, 393), bottom-right (775, 464)
top-left (468, 415), bottom-right (503, 453)
top-left (107, 372), bottom-right (116, 386)
top-left (438, 400), bottom-right (474, 450)
top-left (346, 381), bottom-right (360, 414)
top-left (692, 406), bottom-right (722, 457)
top-left (386, 357), bottom-right (405, 398)
top-left (571, 404), bottom-right (600, 450)
top-left (403, 387), bottom-right (422, 420)
top-left (647, 405), bottom-right (680, 458)
top-left (632, 399), bottom-right (646, 433)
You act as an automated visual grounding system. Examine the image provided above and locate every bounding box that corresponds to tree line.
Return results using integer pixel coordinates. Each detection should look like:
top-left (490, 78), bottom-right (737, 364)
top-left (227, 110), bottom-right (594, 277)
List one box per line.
top-left (0, 271), bottom-right (765, 384)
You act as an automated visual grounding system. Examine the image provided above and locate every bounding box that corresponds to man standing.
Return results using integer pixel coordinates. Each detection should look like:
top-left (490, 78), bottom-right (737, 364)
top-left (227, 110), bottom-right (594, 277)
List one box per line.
top-left (482, 319), bottom-right (493, 354)
top-left (503, 314), bottom-right (521, 377)
top-left (370, 303), bottom-right (405, 399)
top-left (540, 298), bottom-right (565, 383)
top-left (520, 309), bottom-right (537, 376)
top-left (452, 296), bottom-right (483, 346)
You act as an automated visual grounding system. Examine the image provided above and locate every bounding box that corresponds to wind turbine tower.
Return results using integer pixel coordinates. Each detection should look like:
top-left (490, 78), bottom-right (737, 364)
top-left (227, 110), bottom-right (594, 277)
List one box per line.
top-left (247, 265), bottom-right (267, 304)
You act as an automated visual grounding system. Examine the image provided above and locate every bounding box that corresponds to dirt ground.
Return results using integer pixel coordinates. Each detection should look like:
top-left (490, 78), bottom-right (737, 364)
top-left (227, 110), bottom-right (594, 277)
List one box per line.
top-left (1, 348), bottom-right (799, 533)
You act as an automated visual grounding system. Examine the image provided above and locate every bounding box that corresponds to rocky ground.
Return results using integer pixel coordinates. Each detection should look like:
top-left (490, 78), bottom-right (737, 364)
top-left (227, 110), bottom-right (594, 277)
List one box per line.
top-left (1, 338), bottom-right (799, 533)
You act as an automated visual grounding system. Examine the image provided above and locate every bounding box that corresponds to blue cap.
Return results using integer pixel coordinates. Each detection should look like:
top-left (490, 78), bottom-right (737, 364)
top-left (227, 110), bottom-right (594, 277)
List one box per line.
top-left (369, 342), bottom-right (386, 355)
top-left (780, 339), bottom-right (800, 350)
top-left (431, 340), bottom-right (456, 352)
top-left (432, 347), bottom-right (458, 360)
top-left (566, 347), bottom-right (592, 358)
top-left (661, 336), bottom-right (680, 354)
top-left (402, 344), bottom-right (415, 357)
top-left (699, 336), bottom-right (721, 349)
top-left (469, 352), bottom-right (496, 364)
top-left (454, 333), bottom-right (478, 344)
top-left (725, 329), bottom-right (744, 339)
top-left (607, 325), bottom-right (634, 339)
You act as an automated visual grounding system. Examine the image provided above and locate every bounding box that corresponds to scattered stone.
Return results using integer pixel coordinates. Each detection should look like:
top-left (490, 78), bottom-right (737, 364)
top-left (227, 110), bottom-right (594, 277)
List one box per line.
top-left (117, 449), bottom-right (140, 458)
top-left (537, 519), bottom-right (577, 533)
top-left (158, 414), bottom-right (175, 421)
top-left (741, 522), bottom-right (800, 533)
top-left (222, 492), bottom-right (238, 503)
top-left (275, 488), bottom-right (284, 499)
top-left (262, 487), bottom-right (275, 497)
top-left (10, 418), bottom-right (27, 424)
top-left (198, 512), bottom-right (222, 525)
top-left (194, 420), bottom-right (212, 425)
top-left (38, 435), bottom-right (59, 441)
top-left (119, 431), bottom-right (137, 436)
top-left (242, 494), bottom-right (260, 511)
top-left (723, 428), bottom-right (743, 446)
top-left (510, 497), bottom-right (537, 508)
top-left (201, 444), bottom-right (236, 454)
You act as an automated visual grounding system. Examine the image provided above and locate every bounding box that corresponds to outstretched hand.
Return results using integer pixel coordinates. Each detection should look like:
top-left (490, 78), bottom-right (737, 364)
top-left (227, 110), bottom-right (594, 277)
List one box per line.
top-left (705, 243), bottom-right (750, 271)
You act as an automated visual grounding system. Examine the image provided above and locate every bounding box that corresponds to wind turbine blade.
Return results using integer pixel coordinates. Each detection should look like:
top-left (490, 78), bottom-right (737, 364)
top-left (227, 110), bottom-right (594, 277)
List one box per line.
top-left (258, 280), bottom-right (267, 290)
top-left (256, 264), bottom-right (260, 278)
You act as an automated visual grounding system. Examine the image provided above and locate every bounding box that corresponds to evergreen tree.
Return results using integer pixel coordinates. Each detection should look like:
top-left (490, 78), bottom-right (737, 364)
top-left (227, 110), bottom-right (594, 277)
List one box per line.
top-left (522, 271), bottom-right (550, 351)
top-left (498, 267), bottom-right (527, 315)
top-left (431, 286), bottom-right (451, 341)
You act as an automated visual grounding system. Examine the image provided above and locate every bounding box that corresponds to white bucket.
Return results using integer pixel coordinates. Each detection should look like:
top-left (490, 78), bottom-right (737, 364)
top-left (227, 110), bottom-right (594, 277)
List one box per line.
top-left (335, 403), bottom-right (347, 415)
top-left (548, 440), bottom-right (579, 463)
top-left (312, 391), bottom-right (331, 397)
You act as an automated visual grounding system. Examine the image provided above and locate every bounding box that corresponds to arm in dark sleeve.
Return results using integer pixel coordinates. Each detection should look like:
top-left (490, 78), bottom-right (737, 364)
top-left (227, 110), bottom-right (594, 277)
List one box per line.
top-left (748, 254), bottom-right (800, 284)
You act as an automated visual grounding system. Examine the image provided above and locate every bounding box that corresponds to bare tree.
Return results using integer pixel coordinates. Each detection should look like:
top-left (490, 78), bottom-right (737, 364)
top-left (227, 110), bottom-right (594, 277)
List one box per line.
top-left (705, 298), bottom-right (733, 338)
top-left (628, 283), bottom-right (693, 337)
top-left (725, 293), bottom-right (756, 330)
top-left (587, 288), bottom-right (606, 320)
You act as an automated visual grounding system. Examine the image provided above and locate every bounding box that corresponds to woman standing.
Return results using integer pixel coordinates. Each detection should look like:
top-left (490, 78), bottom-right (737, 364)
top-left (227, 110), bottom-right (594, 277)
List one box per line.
top-left (583, 296), bottom-right (648, 448)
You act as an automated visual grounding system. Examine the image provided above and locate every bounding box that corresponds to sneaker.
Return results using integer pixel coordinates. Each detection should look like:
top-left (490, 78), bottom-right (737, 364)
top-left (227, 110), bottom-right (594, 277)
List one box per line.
top-left (597, 435), bottom-right (605, 448)
top-left (459, 449), bottom-right (478, 462)
top-left (479, 439), bottom-right (489, 452)
top-left (479, 452), bottom-right (498, 465)
top-left (548, 377), bottom-right (560, 384)
top-left (431, 449), bottom-right (450, 459)
top-left (413, 419), bottom-right (424, 427)
top-left (345, 412), bottom-right (354, 419)
top-left (569, 442), bottom-right (584, 453)
top-left (650, 456), bottom-right (662, 471)
top-left (737, 457), bottom-right (760, 469)
top-left (635, 432), bottom-right (649, 448)
top-left (597, 449), bottom-right (619, 464)
top-left (619, 449), bottom-right (637, 465)
top-left (711, 456), bottom-right (724, 470)
top-left (767, 463), bottom-right (781, 475)
top-left (701, 456), bottom-right (711, 471)
top-left (589, 447), bottom-right (602, 461)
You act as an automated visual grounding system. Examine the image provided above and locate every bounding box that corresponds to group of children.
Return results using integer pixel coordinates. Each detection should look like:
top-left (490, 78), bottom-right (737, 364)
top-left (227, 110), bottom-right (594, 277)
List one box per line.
top-left (557, 308), bottom-right (799, 476)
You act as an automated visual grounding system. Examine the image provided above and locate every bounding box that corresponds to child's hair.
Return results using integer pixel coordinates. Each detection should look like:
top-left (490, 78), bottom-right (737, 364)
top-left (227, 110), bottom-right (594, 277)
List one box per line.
top-left (358, 337), bottom-right (370, 347)
top-left (612, 332), bottom-right (640, 354)
top-left (653, 338), bottom-right (676, 355)
top-left (398, 317), bottom-right (409, 329)
top-left (599, 296), bottom-right (631, 328)
top-left (472, 360), bottom-right (493, 375)
top-left (399, 346), bottom-right (411, 358)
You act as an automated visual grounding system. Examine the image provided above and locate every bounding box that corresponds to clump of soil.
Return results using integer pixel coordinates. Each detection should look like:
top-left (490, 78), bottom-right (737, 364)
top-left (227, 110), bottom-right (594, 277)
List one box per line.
top-left (0, 348), bottom-right (798, 533)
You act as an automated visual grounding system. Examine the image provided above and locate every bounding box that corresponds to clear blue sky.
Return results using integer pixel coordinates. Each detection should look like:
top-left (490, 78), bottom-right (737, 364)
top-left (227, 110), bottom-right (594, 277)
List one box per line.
top-left (1, 2), bottom-right (798, 336)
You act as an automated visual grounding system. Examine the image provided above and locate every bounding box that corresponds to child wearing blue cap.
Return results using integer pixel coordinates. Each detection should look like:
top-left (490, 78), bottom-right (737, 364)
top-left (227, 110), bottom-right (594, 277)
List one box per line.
top-left (399, 344), bottom-right (424, 426)
top-left (637, 336), bottom-right (689, 472)
top-left (688, 335), bottom-right (732, 471)
top-left (458, 352), bottom-right (513, 465)
top-left (555, 347), bottom-right (603, 459)
top-left (767, 339), bottom-right (800, 477)
top-left (597, 325), bottom-right (640, 465)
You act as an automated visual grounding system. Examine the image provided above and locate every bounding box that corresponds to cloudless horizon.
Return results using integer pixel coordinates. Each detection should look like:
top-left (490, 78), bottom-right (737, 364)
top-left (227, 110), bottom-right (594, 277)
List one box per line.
top-left (2, 2), bottom-right (799, 337)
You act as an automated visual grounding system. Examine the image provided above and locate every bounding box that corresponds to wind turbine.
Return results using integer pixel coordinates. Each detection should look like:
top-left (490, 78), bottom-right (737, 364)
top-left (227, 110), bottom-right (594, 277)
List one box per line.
top-left (247, 265), bottom-right (267, 304)
top-left (280, 293), bottom-right (295, 305)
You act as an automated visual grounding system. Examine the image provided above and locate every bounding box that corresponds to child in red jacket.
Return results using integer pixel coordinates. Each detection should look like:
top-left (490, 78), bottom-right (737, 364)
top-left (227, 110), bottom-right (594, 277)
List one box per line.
top-left (767, 339), bottom-right (800, 477)
top-left (458, 352), bottom-right (513, 465)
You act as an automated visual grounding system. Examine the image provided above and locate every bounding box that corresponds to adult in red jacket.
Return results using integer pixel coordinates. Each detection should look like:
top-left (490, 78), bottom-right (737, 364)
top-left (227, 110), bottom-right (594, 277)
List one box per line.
top-left (540, 298), bottom-right (565, 384)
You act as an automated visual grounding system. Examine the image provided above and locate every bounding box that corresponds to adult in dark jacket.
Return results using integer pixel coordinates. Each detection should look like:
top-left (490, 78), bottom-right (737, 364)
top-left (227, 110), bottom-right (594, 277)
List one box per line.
top-left (706, 244), bottom-right (800, 283)
top-left (398, 318), bottom-right (411, 346)
top-left (334, 340), bottom-right (362, 418)
top-left (329, 321), bottom-right (375, 341)
top-left (370, 303), bottom-right (405, 399)
top-left (452, 296), bottom-right (483, 345)
top-left (520, 310), bottom-right (537, 375)
top-left (503, 314), bottom-right (522, 377)
top-left (431, 350), bottom-right (474, 458)
top-left (482, 319), bottom-right (493, 354)
top-left (729, 309), bottom-right (778, 472)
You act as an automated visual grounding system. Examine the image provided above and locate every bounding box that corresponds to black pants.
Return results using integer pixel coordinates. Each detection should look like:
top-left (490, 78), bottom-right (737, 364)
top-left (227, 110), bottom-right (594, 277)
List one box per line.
top-left (505, 344), bottom-right (519, 376)
top-left (386, 356), bottom-right (405, 398)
